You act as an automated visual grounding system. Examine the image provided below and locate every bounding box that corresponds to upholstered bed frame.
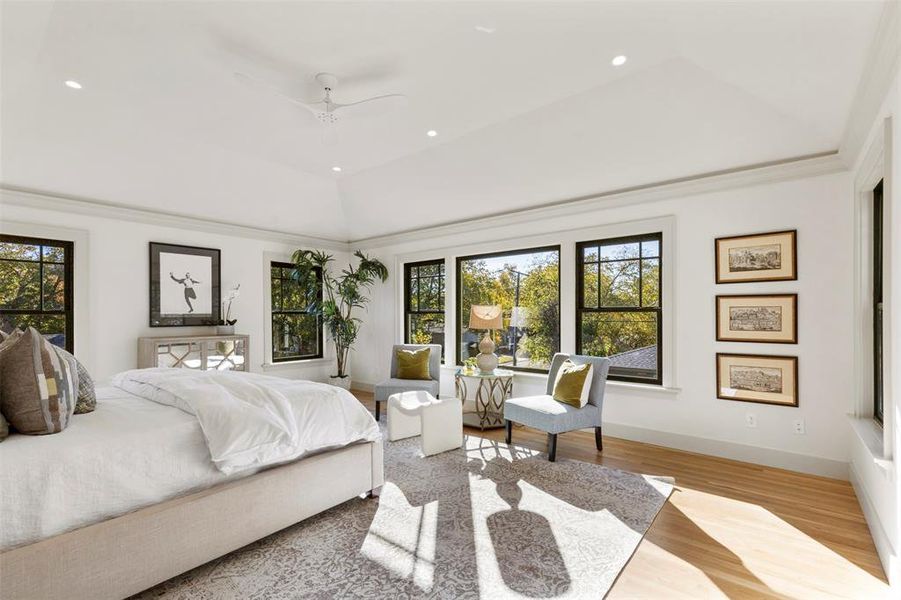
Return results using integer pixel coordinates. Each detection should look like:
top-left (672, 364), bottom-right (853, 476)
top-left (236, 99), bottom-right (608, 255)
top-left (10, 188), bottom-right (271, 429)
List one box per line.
top-left (1, 440), bottom-right (384, 600)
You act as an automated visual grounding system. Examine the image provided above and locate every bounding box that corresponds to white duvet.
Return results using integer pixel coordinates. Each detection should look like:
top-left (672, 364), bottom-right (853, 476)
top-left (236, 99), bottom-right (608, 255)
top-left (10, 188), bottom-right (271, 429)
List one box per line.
top-left (112, 368), bottom-right (380, 475)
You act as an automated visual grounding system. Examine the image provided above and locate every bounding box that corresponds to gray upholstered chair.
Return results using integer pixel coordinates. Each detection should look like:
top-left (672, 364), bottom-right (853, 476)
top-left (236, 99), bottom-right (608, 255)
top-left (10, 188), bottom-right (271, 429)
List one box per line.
top-left (373, 344), bottom-right (441, 421)
top-left (504, 353), bottom-right (611, 462)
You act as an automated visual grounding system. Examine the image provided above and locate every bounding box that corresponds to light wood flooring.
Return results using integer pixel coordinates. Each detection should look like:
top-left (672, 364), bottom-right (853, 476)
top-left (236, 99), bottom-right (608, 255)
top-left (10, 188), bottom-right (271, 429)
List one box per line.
top-left (353, 391), bottom-right (888, 599)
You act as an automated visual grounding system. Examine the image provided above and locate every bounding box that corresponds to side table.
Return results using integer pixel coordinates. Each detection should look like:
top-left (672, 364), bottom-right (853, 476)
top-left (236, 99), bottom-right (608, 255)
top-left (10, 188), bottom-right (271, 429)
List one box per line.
top-left (455, 368), bottom-right (514, 430)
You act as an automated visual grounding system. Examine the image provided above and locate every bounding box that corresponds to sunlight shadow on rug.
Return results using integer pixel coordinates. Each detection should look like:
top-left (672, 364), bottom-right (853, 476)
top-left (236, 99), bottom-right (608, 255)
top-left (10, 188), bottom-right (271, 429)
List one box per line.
top-left (360, 482), bottom-right (438, 592)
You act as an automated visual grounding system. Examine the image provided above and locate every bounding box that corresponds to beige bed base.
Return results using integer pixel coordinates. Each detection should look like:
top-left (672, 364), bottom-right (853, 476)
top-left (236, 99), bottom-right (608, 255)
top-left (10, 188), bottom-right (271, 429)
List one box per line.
top-left (1, 440), bottom-right (384, 600)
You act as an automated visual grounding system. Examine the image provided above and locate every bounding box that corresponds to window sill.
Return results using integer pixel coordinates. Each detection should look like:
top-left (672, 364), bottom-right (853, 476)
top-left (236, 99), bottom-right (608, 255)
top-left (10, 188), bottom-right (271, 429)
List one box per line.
top-left (261, 357), bottom-right (331, 370)
top-left (439, 365), bottom-right (679, 395)
top-left (849, 416), bottom-right (892, 471)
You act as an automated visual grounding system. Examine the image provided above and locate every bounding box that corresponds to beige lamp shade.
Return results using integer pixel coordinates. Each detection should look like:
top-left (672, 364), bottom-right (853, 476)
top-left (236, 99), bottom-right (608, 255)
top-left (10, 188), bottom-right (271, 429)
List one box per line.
top-left (468, 304), bottom-right (503, 330)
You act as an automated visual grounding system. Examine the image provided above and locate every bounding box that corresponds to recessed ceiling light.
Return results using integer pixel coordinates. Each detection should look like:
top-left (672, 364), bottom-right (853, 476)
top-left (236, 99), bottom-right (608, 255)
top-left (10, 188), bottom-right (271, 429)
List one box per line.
top-left (611, 55), bottom-right (627, 67)
top-left (331, 166), bottom-right (342, 173)
top-left (426, 130), bottom-right (438, 137)
top-left (64, 80), bottom-right (83, 89)
top-left (474, 25), bottom-right (496, 33)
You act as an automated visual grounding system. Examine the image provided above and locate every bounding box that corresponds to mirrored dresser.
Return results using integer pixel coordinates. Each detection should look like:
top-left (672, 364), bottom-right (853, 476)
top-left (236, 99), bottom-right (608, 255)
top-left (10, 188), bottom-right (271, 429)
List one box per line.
top-left (137, 334), bottom-right (249, 371)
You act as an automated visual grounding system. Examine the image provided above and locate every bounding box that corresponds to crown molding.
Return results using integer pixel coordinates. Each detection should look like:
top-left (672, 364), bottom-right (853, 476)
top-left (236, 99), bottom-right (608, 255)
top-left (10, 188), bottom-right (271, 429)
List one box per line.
top-left (0, 185), bottom-right (350, 252)
top-left (839, 0), bottom-right (900, 166)
top-left (351, 150), bottom-right (846, 249)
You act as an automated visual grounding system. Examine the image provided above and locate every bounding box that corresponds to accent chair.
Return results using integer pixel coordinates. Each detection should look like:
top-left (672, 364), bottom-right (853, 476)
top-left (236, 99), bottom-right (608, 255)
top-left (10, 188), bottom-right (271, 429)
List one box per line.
top-left (373, 344), bottom-right (441, 421)
top-left (504, 353), bottom-right (611, 461)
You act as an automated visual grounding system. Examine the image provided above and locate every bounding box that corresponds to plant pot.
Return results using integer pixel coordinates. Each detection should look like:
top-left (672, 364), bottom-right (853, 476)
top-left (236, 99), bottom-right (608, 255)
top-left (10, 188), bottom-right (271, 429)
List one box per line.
top-left (217, 325), bottom-right (235, 335)
top-left (329, 375), bottom-right (351, 390)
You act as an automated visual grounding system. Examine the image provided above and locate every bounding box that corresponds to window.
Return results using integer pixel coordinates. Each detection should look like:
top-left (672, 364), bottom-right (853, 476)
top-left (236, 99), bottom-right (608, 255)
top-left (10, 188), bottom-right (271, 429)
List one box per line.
top-left (404, 259), bottom-right (445, 357)
top-left (457, 246), bottom-right (560, 372)
top-left (576, 233), bottom-right (662, 384)
top-left (270, 262), bottom-right (323, 362)
top-left (0, 234), bottom-right (74, 352)
top-left (873, 180), bottom-right (884, 425)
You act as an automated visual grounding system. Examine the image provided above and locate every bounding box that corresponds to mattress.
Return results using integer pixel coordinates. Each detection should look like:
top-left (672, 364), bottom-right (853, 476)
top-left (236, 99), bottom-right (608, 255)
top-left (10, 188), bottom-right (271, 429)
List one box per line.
top-left (0, 385), bottom-right (253, 551)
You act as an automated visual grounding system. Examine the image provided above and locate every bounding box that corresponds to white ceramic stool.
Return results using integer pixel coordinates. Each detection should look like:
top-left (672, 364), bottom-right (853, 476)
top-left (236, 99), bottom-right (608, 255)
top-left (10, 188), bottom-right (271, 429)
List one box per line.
top-left (387, 391), bottom-right (463, 456)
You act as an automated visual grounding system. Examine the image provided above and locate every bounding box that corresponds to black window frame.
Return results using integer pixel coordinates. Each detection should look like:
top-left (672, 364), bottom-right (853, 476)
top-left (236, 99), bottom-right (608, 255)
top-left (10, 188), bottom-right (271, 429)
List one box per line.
top-left (873, 180), bottom-right (884, 425)
top-left (403, 258), bottom-right (446, 358)
top-left (456, 244), bottom-right (561, 374)
top-left (576, 232), bottom-right (663, 385)
top-left (0, 234), bottom-right (74, 353)
top-left (270, 261), bottom-right (323, 363)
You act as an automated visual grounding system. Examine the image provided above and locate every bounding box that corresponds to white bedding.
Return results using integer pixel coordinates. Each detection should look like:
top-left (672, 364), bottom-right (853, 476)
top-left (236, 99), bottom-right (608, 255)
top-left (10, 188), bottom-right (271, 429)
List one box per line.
top-left (113, 368), bottom-right (380, 474)
top-left (0, 372), bottom-right (379, 551)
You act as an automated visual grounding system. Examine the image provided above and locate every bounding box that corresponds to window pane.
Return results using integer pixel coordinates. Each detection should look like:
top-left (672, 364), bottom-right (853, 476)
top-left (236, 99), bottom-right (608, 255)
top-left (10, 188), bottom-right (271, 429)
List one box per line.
top-left (408, 277), bottom-right (419, 312)
top-left (408, 313), bottom-right (445, 348)
top-left (0, 242), bottom-right (40, 261)
top-left (641, 240), bottom-right (660, 258)
top-left (459, 248), bottom-right (559, 370)
top-left (42, 246), bottom-right (66, 263)
top-left (600, 260), bottom-right (640, 307)
top-left (583, 246), bottom-right (599, 262)
top-left (580, 311), bottom-right (658, 380)
top-left (601, 242), bottom-right (639, 261)
top-left (0, 260), bottom-right (41, 309)
top-left (3, 314), bottom-right (67, 349)
top-left (420, 276), bottom-right (443, 310)
top-left (272, 313), bottom-right (320, 360)
top-left (583, 263), bottom-right (598, 308)
top-left (42, 263), bottom-right (66, 310)
top-left (641, 259), bottom-right (660, 306)
top-left (271, 273), bottom-right (282, 310)
top-left (282, 279), bottom-right (306, 310)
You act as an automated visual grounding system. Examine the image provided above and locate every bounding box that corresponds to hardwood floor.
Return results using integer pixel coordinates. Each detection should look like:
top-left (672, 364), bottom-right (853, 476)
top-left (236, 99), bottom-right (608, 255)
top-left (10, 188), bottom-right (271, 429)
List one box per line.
top-left (353, 391), bottom-right (888, 599)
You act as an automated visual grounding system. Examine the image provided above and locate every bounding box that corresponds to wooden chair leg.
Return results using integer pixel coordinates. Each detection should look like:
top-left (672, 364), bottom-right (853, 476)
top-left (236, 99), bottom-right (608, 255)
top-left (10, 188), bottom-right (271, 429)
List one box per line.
top-left (375, 400), bottom-right (380, 422)
top-left (595, 426), bottom-right (603, 451)
top-left (505, 420), bottom-right (512, 445)
top-left (547, 433), bottom-right (558, 462)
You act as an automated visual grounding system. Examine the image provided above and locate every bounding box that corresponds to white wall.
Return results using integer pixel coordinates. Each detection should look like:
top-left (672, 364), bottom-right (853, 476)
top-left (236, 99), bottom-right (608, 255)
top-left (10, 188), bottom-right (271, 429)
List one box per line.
top-left (0, 194), bottom-right (347, 383)
top-left (352, 169), bottom-right (854, 479)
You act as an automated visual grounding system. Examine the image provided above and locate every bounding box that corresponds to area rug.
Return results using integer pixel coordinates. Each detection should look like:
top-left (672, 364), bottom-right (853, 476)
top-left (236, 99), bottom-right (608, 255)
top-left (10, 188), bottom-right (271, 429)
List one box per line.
top-left (134, 433), bottom-right (673, 599)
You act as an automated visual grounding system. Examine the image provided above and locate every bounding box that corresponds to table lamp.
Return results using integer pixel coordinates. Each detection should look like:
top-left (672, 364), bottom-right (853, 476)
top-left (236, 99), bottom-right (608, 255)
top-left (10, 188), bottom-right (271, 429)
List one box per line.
top-left (469, 304), bottom-right (504, 374)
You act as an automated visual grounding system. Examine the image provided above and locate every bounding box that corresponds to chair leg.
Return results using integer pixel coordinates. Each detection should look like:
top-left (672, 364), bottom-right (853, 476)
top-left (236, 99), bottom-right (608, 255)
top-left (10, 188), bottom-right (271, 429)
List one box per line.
top-left (375, 400), bottom-right (380, 422)
top-left (595, 426), bottom-right (603, 451)
top-left (547, 433), bottom-right (558, 462)
top-left (505, 420), bottom-right (512, 445)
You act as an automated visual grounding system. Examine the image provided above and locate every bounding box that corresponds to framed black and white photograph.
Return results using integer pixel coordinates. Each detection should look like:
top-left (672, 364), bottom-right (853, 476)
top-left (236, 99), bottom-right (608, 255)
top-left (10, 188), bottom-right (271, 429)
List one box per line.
top-left (716, 294), bottom-right (797, 343)
top-left (716, 353), bottom-right (798, 407)
top-left (149, 242), bottom-right (221, 327)
top-left (715, 230), bottom-right (797, 284)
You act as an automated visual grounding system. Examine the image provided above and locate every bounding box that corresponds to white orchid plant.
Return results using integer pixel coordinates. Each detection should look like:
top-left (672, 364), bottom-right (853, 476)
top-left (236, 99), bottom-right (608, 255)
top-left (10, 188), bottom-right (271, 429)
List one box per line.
top-left (220, 284), bottom-right (241, 326)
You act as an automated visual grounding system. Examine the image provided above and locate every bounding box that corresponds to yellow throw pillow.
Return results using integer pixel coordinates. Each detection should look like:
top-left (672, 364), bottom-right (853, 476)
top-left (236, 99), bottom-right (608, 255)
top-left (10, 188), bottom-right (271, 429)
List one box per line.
top-left (396, 347), bottom-right (431, 380)
top-left (552, 360), bottom-right (594, 408)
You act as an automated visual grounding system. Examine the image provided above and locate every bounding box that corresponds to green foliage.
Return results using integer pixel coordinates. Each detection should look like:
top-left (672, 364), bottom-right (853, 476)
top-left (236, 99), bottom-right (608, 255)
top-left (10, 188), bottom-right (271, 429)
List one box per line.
top-left (291, 249), bottom-right (388, 377)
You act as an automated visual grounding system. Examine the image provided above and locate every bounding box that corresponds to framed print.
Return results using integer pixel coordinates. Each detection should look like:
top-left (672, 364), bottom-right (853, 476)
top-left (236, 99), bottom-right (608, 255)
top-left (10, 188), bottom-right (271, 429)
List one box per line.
top-left (715, 230), bottom-right (796, 283)
top-left (716, 294), bottom-right (797, 343)
top-left (716, 353), bottom-right (798, 407)
top-left (149, 242), bottom-right (221, 327)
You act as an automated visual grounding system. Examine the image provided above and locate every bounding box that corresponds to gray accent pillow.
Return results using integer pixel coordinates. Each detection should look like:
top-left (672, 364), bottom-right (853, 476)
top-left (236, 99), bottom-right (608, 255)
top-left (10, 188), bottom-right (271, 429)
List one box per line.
top-left (58, 348), bottom-right (96, 414)
top-left (0, 327), bottom-right (77, 435)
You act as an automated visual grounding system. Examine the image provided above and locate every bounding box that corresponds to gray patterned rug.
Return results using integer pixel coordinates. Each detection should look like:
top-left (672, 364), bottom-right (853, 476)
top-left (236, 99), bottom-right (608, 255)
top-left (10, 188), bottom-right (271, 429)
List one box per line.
top-left (135, 433), bottom-right (673, 599)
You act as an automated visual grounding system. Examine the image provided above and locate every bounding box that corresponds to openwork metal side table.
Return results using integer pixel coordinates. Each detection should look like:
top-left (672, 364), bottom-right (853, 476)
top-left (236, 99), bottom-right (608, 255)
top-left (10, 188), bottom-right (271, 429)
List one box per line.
top-left (455, 369), bottom-right (514, 430)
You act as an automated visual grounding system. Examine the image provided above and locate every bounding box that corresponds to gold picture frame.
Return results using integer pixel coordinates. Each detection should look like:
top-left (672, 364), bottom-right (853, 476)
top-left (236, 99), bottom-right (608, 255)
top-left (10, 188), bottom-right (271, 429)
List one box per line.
top-left (716, 294), bottom-right (797, 344)
top-left (715, 230), bottom-right (797, 284)
top-left (716, 353), bottom-right (798, 407)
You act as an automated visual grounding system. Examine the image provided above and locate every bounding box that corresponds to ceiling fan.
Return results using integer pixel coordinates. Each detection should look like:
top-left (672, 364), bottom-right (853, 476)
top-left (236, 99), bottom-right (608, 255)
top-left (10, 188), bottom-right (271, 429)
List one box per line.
top-left (235, 71), bottom-right (407, 125)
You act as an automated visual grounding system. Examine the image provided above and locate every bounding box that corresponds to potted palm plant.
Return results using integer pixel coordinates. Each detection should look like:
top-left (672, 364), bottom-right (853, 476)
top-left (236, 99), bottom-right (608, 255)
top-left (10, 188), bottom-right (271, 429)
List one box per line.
top-left (291, 249), bottom-right (388, 389)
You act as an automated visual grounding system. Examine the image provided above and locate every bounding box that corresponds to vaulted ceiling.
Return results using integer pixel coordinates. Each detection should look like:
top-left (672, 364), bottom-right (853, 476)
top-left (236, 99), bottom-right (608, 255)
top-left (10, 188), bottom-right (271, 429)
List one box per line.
top-left (0, 1), bottom-right (888, 241)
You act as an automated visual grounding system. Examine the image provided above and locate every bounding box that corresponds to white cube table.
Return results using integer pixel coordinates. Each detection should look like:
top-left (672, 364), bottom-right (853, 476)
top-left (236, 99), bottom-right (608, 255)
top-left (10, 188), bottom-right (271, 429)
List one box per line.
top-left (387, 390), bottom-right (463, 457)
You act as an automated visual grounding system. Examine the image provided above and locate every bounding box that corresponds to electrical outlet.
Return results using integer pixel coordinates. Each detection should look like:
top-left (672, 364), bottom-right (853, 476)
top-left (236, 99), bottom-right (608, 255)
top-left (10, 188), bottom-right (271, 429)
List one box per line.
top-left (746, 413), bottom-right (757, 428)
top-left (793, 419), bottom-right (806, 434)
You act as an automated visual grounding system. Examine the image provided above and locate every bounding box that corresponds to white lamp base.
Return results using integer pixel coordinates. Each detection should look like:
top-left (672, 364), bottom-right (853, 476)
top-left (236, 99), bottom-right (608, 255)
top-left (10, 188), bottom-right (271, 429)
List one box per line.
top-left (477, 333), bottom-right (499, 374)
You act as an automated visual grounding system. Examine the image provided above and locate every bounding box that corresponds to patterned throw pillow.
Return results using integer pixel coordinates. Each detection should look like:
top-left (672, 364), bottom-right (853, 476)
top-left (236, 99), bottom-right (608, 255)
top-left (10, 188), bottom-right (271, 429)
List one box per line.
top-left (0, 327), bottom-right (77, 434)
top-left (58, 348), bottom-right (97, 414)
top-left (395, 347), bottom-right (431, 380)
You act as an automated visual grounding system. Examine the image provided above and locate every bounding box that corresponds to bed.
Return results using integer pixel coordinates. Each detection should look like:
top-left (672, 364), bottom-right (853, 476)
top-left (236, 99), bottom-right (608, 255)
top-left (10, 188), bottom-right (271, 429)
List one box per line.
top-left (0, 370), bottom-right (384, 600)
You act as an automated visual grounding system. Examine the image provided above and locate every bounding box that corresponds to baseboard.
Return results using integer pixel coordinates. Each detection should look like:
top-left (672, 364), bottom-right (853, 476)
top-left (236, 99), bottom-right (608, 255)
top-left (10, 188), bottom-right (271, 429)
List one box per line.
top-left (601, 421), bottom-right (849, 480)
top-left (849, 461), bottom-right (898, 586)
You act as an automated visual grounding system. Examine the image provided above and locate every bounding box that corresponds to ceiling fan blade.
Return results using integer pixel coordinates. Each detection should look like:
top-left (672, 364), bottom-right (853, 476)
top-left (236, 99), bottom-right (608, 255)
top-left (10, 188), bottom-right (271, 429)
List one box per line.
top-left (333, 94), bottom-right (408, 119)
top-left (233, 72), bottom-right (325, 118)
